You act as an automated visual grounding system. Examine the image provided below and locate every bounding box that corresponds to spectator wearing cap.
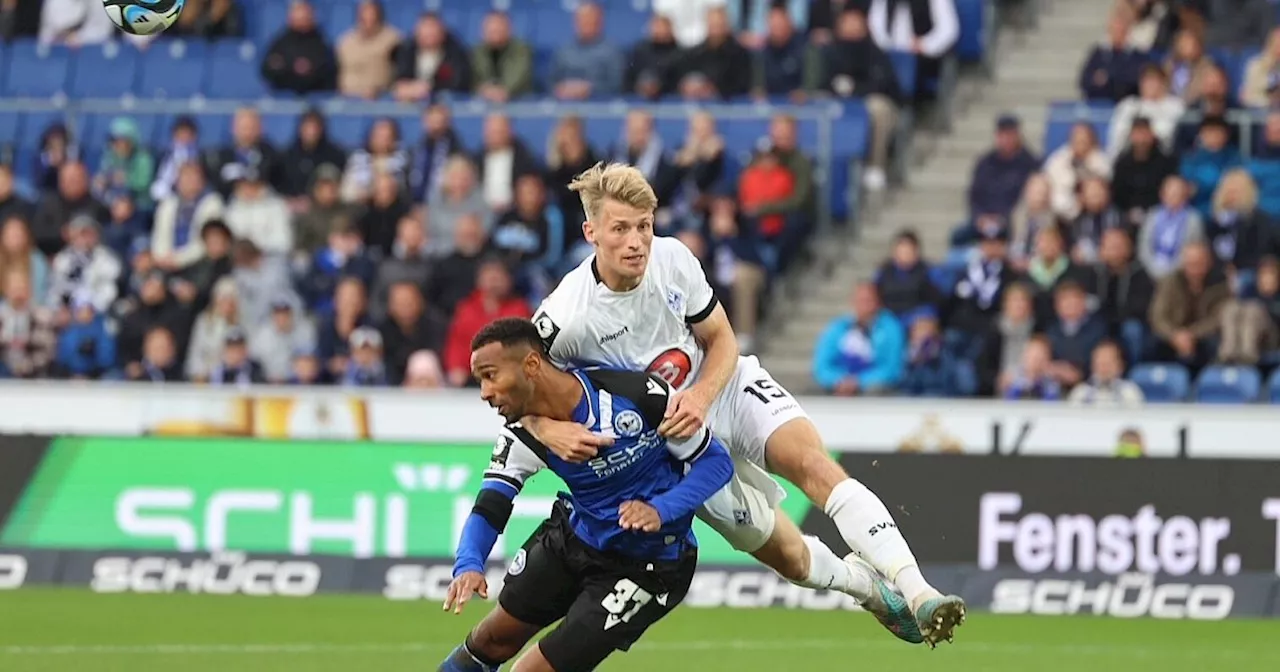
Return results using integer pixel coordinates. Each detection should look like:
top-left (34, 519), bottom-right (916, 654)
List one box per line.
top-left (126, 327), bottom-right (184, 383)
top-left (225, 166), bottom-right (293, 256)
top-left (1240, 27), bottom-right (1280, 108)
top-left (1111, 116), bottom-right (1178, 225)
top-left (805, 7), bottom-right (901, 192)
top-left (411, 105), bottom-right (465, 206)
top-left (1140, 175), bottom-right (1205, 280)
top-left (1079, 10), bottom-right (1146, 103)
top-left (295, 165), bottom-right (356, 256)
top-left (32, 162), bottom-right (108, 258)
top-left (1204, 0), bottom-right (1275, 49)
top-left (676, 6), bottom-right (752, 100)
top-left (152, 163), bottom-right (225, 273)
top-left (404, 350), bottom-right (445, 389)
top-left (251, 296), bottom-right (317, 383)
top-left (47, 215), bottom-right (121, 314)
top-left (944, 225), bottom-right (1019, 343)
top-left (281, 109), bottom-right (349, 201)
top-left (975, 282), bottom-right (1036, 397)
top-left (1150, 241), bottom-right (1229, 368)
top-left (207, 108), bottom-right (282, 197)
top-left (443, 260), bottom-right (532, 386)
top-left (813, 281), bottom-right (906, 396)
top-left (875, 229), bottom-right (939, 318)
top-left (755, 7), bottom-right (808, 99)
top-left (185, 277), bottom-right (243, 383)
top-left (1179, 116), bottom-right (1240, 216)
top-left (93, 118), bottom-right (156, 212)
top-left (317, 276), bottom-right (372, 378)
top-left (1044, 123), bottom-right (1111, 220)
top-left (54, 289), bottom-right (115, 379)
top-left (230, 239), bottom-right (294, 328)
top-left (301, 219), bottom-right (377, 313)
top-left (150, 117), bottom-right (202, 204)
top-left (179, 219), bottom-right (234, 315)
top-left (429, 214), bottom-right (492, 316)
top-left (551, 2), bottom-right (624, 101)
top-left (0, 268), bottom-right (55, 379)
top-left (116, 270), bottom-right (193, 374)
top-left (968, 114), bottom-right (1041, 223)
top-left (261, 0), bottom-right (338, 95)
top-left (471, 11), bottom-right (534, 104)
top-left (210, 326), bottom-right (265, 387)
top-left (1247, 111), bottom-right (1280, 219)
top-left (429, 158), bottom-right (493, 257)
top-left (371, 215), bottom-right (431, 320)
top-left (476, 113), bottom-right (540, 213)
top-left (1001, 336), bottom-right (1063, 401)
top-left (344, 326), bottom-right (389, 386)
top-left (1207, 169), bottom-right (1273, 275)
top-left (1046, 280), bottom-right (1108, 386)
top-left (1106, 65), bottom-right (1185, 157)
top-left (392, 12), bottom-right (472, 103)
top-left (336, 0), bottom-right (401, 100)
top-left (1086, 228), bottom-right (1156, 361)
top-left (625, 14), bottom-right (682, 99)
top-left (341, 118), bottom-right (410, 206)
top-left (0, 215), bottom-right (49, 308)
top-left (1069, 340), bottom-right (1145, 406)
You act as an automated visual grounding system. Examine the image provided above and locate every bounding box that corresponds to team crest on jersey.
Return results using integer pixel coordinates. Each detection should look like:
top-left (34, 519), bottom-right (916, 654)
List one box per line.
top-left (614, 409), bottom-right (644, 437)
top-left (532, 311), bottom-right (561, 348)
top-left (665, 287), bottom-right (686, 317)
top-left (508, 548), bottom-right (526, 576)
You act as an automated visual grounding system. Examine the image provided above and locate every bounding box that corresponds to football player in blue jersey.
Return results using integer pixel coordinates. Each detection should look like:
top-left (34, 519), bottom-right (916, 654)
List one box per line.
top-left (439, 317), bottom-right (734, 672)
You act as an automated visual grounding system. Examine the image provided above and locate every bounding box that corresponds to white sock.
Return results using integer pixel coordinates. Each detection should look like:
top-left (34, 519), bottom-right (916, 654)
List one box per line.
top-left (797, 535), bottom-right (873, 600)
top-left (823, 479), bottom-right (933, 604)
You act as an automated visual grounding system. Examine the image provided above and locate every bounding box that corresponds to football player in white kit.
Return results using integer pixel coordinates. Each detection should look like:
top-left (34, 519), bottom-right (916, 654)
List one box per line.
top-left (517, 163), bottom-right (965, 646)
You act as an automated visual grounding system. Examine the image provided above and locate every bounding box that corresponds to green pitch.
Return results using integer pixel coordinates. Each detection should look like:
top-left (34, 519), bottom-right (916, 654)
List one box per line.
top-left (0, 589), bottom-right (1275, 672)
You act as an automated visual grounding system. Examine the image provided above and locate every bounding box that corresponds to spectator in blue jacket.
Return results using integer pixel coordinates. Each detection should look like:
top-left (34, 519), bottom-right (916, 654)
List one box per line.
top-left (551, 2), bottom-right (624, 100)
top-left (1179, 116), bottom-right (1240, 216)
top-left (1079, 11), bottom-right (1148, 102)
top-left (1248, 110), bottom-right (1280, 219)
top-left (1046, 280), bottom-right (1108, 385)
top-left (55, 291), bottom-right (116, 379)
top-left (301, 219), bottom-right (378, 313)
top-left (813, 282), bottom-right (906, 395)
top-left (968, 114), bottom-right (1042, 222)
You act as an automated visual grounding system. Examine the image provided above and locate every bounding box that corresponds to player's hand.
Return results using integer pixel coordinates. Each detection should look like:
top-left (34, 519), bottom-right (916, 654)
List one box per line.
top-left (658, 387), bottom-right (711, 440)
top-left (443, 571), bottom-right (488, 614)
top-left (618, 501), bottom-right (662, 533)
top-left (526, 416), bottom-right (613, 463)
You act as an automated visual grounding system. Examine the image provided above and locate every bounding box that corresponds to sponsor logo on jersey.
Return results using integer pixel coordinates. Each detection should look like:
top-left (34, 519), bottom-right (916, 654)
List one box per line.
top-left (614, 410), bottom-right (643, 438)
top-left (665, 288), bottom-right (686, 317)
top-left (647, 349), bottom-right (693, 389)
top-left (508, 549), bottom-right (527, 576)
top-left (599, 325), bottom-right (629, 345)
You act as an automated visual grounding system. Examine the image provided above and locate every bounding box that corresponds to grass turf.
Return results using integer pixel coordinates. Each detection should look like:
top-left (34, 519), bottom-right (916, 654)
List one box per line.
top-left (0, 588), bottom-right (1275, 671)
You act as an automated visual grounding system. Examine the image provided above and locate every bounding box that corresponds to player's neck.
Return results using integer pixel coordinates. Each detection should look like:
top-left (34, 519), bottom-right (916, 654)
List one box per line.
top-left (525, 371), bottom-right (587, 422)
top-left (595, 262), bottom-right (643, 292)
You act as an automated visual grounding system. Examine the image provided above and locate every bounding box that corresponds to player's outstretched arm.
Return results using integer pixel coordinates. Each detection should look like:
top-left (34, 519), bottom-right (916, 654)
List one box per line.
top-left (646, 431), bottom-right (733, 524)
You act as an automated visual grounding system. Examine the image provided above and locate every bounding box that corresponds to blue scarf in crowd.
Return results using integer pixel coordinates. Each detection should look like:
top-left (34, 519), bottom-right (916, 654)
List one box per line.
top-left (1149, 206), bottom-right (1189, 269)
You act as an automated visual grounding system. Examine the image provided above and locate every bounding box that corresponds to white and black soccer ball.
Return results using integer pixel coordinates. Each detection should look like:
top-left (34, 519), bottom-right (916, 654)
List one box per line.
top-left (102, 0), bottom-right (186, 36)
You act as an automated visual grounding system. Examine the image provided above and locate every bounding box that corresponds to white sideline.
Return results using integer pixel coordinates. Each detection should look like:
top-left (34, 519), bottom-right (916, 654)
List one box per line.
top-left (0, 639), bottom-right (1270, 660)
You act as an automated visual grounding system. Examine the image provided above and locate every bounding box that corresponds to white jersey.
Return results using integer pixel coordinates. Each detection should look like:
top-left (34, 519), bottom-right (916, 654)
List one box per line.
top-left (532, 237), bottom-right (718, 391)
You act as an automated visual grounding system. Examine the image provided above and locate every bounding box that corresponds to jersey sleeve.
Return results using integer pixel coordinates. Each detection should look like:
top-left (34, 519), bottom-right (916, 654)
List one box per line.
top-left (665, 426), bottom-right (715, 462)
top-left (483, 427), bottom-right (546, 493)
top-left (663, 237), bottom-right (719, 324)
top-left (532, 291), bottom-right (576, 369)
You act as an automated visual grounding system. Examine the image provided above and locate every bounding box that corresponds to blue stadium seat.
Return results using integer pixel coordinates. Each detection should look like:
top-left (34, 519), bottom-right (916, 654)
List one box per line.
top-left (191, 113), bottom-right (233, 147)
top-left (206, 41), bottom-right (269, 99)
top-left (388, 2), bottom-right (424, 34)
top-left (261, 113), bottom-right (300, 148)
top-left (531, 7), bottom-right (572, 50)
top-left (322, 0), bottom-right (357, 43)
top-left (439, 8), bottom-right (469, 36)
top-left (254, 2), bottom-right (290, 45)
top-left (1195, 366), bottom-right (1261, 404)
top-left (954, 0), bottom-right (988, 63)
top-left (1267, 368), bottom-right (1280, 403)
top-left (137, 40), bottom-right (207, 99)
top-left (889, 51), bottom-right (917, 97)
top-left (1129, 363), bottom-right (1190, 403)
top-left (326, 115), bottom-right (371, 149)
top-left (69, 43), bottom-right (142, 98)
top-left (603, 5), bottom-right (647, 45)
top-left (0, 113), bottom-right (18, 147)
top-left (6, 42), bottom-right (72, 97)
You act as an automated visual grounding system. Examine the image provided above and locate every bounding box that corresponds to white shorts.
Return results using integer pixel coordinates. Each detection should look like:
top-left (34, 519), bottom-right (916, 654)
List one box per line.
top-left (695, 356), bottom-right (810, 553)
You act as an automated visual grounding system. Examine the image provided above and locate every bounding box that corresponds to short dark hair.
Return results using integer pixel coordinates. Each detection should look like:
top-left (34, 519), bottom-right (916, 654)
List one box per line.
top-left (201, 219), bottom-right (232, 241)
top-left (471, 317), bottom-right (547, 357)
top-left (1055, 279), bottom-right (1086, 296)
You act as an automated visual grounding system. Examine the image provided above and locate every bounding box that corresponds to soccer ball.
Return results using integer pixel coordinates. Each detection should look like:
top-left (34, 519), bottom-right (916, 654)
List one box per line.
top-left (102, 0), bottom-right (186, 36)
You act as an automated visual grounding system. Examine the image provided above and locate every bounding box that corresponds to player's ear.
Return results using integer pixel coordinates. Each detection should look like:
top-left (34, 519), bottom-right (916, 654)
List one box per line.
top-left (522, 349), bottom-right (541, 378)
top-left (582, 219), bottom-right (595, 245)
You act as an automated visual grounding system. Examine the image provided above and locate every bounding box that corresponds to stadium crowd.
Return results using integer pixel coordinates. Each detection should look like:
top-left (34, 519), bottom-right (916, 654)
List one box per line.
top-left (813, 0), bottom-right (1280, 404)
top-left (0, 0), bottom-right (971, 387)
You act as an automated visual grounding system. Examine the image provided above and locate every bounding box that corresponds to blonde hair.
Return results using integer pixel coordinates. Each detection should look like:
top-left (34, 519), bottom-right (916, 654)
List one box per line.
top-left (568, 162), bottom-right (658, 222)
top-left (1213, 168), bottom-right (1259, 214)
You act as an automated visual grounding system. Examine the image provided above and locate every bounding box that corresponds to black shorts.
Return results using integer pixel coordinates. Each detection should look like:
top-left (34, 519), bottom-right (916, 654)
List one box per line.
top-left (498, 502), bottom-right (696, 672)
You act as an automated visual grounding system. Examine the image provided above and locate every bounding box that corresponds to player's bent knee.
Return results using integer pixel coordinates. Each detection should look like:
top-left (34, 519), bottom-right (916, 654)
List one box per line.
top-left (468, 607), bottom-right (541, 664)
top-left (749, 513), bottom-right (810, 582)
